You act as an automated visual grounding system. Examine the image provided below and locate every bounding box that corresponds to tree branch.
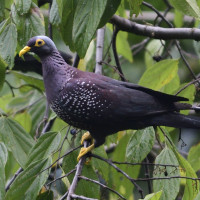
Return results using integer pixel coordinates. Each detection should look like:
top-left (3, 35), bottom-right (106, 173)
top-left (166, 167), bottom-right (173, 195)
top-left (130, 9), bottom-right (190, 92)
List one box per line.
top-left (95, 26), bottom-right (106, 74)
top-left (110, 15), bottom-right (200, 41)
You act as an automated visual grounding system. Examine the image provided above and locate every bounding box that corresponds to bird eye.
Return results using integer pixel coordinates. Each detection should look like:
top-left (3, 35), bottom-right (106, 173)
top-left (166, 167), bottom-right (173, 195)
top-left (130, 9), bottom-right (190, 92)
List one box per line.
top-left (35, 39), bottom-right (45, 47)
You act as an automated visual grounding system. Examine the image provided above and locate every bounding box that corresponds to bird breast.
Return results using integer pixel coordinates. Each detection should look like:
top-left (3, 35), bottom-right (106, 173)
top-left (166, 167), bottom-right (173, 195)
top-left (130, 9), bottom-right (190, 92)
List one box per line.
top-left (50, 79), bottom-right (113, 129)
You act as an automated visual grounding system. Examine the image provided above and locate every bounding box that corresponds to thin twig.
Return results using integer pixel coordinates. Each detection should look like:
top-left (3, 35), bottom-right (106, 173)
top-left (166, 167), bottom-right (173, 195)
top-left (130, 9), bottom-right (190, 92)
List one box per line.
top-left (60, 192), bottom-right (69, 200)
top-left (112, 27), bottom-right (125, 81)
top-left (112, 161), bottom-right (178, 168)
top-left (5, 80), bottom-right (15, 97)
top-left (100, 61), bottom-right (128, 81)
top-left (175, 78), bottom-right (200, 95)
top-left (41, 116), bottom-right (57, 135)
top-left (5, 167), bottom-right (23, 191)
top-left (135, 176), bottom-right (200, 182)
top-left (39, 145), bottom-right (82, 175)
top-left (79, 176), bottom-right (126, 200)
top-left (91, 154), bottom-right (144, 198)
top-left (47, 168), bottom-right (76, 187)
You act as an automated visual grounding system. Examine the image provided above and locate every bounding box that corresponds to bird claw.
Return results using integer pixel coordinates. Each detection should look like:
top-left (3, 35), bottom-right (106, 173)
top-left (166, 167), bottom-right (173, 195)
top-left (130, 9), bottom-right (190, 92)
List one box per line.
top-left (77, 132), bottom-right (95, 163)
top-left (77, 144), bottom-right (94, 163)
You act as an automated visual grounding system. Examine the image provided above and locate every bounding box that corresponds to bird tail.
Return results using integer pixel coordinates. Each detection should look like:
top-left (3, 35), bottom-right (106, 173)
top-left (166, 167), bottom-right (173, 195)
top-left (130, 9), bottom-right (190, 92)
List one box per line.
top-left (150, 113), bottom-right (200, 129)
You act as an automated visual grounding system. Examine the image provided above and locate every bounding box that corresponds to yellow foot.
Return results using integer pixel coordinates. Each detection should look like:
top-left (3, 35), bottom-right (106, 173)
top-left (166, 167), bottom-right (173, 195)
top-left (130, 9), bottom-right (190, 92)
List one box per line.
top-left (77, 132), bottom-right (95, 163)
top-left (77, 144), bottom-right (94, 162)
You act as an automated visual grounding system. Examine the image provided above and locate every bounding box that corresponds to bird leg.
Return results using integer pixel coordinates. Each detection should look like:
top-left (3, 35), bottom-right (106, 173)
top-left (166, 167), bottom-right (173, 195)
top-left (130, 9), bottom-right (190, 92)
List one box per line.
top-left (77, 132), bottom-right (95, 162)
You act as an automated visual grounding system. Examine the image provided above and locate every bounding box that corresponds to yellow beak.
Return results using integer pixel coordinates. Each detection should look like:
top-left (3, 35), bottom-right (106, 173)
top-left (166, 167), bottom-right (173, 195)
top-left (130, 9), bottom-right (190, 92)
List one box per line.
top-left (19, 46), bottom-right (31, 57)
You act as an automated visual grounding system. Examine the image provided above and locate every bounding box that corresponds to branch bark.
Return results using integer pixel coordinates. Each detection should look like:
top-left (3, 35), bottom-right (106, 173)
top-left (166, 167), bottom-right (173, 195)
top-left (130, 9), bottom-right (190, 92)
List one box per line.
top-left (110, 15), bottom-right (200, 41)
top-left (95, 26), bottom-right (106, 74)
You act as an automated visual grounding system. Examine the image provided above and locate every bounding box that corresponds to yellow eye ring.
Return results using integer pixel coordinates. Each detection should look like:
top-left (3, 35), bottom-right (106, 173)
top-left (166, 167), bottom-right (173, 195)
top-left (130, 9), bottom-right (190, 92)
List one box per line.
top-left (35, 39), bottom-right (45, 47)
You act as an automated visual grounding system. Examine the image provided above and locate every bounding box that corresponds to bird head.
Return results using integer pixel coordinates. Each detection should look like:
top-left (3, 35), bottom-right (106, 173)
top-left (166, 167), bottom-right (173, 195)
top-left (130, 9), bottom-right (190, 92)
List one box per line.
top-left (19, 36), bottom-right (57, 57)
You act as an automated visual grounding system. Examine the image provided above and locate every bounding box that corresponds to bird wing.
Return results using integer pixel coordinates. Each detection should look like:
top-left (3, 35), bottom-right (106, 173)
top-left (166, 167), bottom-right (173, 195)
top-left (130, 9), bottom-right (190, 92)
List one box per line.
top-left (63, 76), bottom-right (179, 119)
top-left (84, 71), bottom-right (188, 102)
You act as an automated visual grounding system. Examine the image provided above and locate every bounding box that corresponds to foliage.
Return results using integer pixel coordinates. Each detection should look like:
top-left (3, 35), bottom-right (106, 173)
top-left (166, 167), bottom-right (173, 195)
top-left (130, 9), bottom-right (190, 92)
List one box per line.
top-left (0, 0), bottom-right (200, 200)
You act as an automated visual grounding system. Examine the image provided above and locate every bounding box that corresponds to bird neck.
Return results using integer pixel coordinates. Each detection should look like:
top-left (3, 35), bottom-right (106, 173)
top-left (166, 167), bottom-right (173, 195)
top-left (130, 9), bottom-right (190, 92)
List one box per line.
top-left (40, 50), bottom-right (67, 71)
top-left (40, 50), bottom-right (70, 103)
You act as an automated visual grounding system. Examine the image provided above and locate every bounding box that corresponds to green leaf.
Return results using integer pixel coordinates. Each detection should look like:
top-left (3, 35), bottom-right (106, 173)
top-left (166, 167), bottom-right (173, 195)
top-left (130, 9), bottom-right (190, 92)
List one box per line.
top-left (139, 59), bottom-right (179, 90)
top-left (162, 74), bottom-right (180, 95)
top-left (7, 96), bottom-right (31, 110)
top-left (14, 112), bottom-right (32, 133)
top-left (72, 0), bottom-right (107, 57)
top-left (153, 147), bottom-right (180, 200)
top-left (117, 31), bottom-right (133, 63)
top-left (188, 143), bottom-right (200, 172)
top-left (145, 40), bottom-right (165, 68)
top-left (5, 158), bottom-right (51, 200)
top-left (0, 142), bottom-right (7, 166)
top-left (0, 22), bottom-right (17, 68)
top-left (177, 84), bottom-right (195, 115)
top-left (139, 190), bottom-right (163, 200)
top-left (11, 3), bottom-right (45, 48)
top-left (166, 134), bottom-right (200, 200)
top-left (0, 55), bottom-right (7, 92)
top-left (129, 0), bottom-right (143, 16)
top-left (0, 0), bottom-right (5, 21)
top-left (11, 71), bottom-right (44, 92)
top-left (97, 0), bottom-right (121, 28)
top-left (0, 142), bottom-right (7, 200)
top-left (126, 127), bottom-right (155, 163)
top-left (0, 117), bottom-right (35, 168)
top-left (63, 150), bottom-right (100, 199)
top-left (174, 10), bottom-right (184, 27)
top-left (26, 132), bottom-right (61, 167)
top-left (15, 0), bottom-right (32, 14)
top-left (29, 98), bottom-right (46, 137)
top-left (49, 0), bottom-right (61, 25)
top-left (61, 0), bottom-right (78, 52)
top-left (174, 150), bottom-right (199, 200)
top-left (169, 0), bottom-right (200, 20)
